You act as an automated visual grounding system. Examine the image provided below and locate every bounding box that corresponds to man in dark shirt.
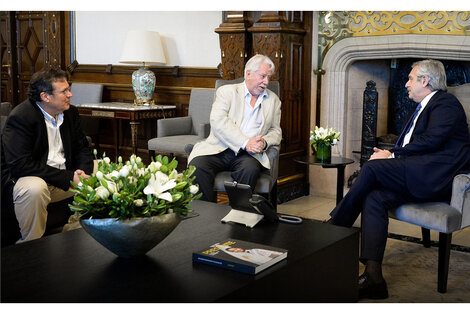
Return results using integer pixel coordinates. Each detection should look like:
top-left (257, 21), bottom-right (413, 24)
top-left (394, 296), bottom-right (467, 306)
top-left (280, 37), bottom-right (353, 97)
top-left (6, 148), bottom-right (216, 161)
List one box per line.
top-left (2, 67), bottom-right (93, 243)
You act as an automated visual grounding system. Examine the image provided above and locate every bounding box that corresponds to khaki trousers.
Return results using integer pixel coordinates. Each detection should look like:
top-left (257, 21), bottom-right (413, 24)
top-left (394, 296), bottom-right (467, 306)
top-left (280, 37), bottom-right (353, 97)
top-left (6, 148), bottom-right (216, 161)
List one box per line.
top-left (13, 160), bottom-right (97, 243)
top-left (13, 176), bottom-right (74, 243)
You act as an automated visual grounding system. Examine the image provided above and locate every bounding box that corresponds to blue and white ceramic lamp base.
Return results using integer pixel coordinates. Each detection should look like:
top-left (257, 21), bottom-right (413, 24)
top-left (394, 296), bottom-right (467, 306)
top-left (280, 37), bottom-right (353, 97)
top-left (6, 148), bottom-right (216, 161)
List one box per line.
top-left (132, 67), bottom-right (156, 105)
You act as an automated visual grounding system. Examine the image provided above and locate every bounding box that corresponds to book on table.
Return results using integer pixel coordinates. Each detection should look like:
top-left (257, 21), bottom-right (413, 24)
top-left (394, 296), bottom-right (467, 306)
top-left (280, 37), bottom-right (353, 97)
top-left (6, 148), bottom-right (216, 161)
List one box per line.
top-left (192, 238), bottom-right (288, 275)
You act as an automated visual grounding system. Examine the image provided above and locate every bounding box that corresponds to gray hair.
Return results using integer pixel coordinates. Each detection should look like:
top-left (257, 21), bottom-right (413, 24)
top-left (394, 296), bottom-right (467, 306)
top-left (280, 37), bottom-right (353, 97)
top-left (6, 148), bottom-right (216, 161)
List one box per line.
top-left (412, 59), bottom-right (447, 91)
top-left (244, 54), bottom-right (275, 79)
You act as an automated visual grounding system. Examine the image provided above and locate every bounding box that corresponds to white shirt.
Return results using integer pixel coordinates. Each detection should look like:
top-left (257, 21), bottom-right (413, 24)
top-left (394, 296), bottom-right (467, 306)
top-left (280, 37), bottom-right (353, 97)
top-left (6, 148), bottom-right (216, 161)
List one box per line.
top-left (36, 103), bottom-right (66, 169)
top-left (402, 90), bottom-right (437, 147)
top-left (240, 83), bottom-right (267, 149)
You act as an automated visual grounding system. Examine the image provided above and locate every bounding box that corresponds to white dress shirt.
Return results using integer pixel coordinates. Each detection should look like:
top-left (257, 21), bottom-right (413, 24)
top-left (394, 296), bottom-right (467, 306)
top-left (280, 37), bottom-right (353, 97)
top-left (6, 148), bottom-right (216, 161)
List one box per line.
top-left (402, 90), bottom-right (437, 147)
top-left (36, 103), bottom-right (66, 169)
top-left (389, 90), bottom-right (437, 159)
top-left (240, 83), bottom-right (268, 149)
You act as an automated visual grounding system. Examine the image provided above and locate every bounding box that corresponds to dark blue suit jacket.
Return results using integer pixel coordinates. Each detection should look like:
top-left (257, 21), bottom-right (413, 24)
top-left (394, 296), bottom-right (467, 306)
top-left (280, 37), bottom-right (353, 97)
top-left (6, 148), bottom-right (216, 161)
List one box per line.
top-left (2, 99), bottom-right (93, 191)
top-left (390, 90), bottom-right (470, 199)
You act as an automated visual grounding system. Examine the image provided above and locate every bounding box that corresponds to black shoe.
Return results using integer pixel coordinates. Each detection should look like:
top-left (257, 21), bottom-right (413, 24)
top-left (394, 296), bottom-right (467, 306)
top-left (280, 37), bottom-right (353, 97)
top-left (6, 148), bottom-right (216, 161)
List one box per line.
top-left (358, 274), bottom-right (388, 300)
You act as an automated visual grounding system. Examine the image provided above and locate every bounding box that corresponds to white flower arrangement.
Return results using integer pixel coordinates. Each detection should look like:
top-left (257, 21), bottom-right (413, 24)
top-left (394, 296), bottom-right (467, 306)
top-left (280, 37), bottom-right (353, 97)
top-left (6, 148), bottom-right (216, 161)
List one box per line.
top-left (309, 126), bottom-right (341, 148)
top-left (69, 151), bottom-right (201, 219)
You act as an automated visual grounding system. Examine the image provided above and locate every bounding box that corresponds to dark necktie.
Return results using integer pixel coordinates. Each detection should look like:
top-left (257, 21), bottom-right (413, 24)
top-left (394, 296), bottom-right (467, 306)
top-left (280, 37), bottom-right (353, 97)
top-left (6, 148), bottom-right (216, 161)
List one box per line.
top-left (395, 103), bottom-right (422, 148)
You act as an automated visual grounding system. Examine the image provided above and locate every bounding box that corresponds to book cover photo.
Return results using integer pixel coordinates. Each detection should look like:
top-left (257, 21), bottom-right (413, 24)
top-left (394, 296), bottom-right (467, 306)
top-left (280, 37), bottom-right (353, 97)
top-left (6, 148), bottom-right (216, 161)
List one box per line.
top-left (192, 238), bottom-right (288, 275)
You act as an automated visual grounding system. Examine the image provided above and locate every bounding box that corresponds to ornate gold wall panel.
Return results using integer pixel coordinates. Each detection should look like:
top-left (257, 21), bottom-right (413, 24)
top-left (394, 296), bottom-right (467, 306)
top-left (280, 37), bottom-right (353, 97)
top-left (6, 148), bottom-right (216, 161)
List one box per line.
top-left (318, 11), bottom-right (470, 65)
top-left (350, 11), bottom-right (470, 36)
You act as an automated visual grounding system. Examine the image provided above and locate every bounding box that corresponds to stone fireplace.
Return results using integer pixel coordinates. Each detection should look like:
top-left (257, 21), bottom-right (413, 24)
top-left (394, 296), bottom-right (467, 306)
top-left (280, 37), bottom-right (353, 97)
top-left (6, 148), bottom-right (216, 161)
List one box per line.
top-left (309, 34), bottom-right (470, 198)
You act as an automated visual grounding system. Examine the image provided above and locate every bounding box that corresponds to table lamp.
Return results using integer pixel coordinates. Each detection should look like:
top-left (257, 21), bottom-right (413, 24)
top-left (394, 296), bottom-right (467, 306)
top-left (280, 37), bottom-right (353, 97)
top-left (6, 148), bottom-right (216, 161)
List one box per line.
top-left (120, 30), bottom-right (167, 105)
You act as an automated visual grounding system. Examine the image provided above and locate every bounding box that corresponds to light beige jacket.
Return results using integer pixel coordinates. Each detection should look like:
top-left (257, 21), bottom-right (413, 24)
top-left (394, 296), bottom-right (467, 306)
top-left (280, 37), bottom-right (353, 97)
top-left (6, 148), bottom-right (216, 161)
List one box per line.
top-left (188, 82), bottom-right (282, 169)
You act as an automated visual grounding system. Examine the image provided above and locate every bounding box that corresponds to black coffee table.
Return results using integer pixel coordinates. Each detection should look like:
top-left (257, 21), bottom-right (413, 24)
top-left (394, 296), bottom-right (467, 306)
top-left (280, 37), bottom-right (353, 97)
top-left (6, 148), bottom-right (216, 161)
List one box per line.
top-left (294, 155), bottom-right (354, 205)
top-left (1, 200), bottom-right (359, 302)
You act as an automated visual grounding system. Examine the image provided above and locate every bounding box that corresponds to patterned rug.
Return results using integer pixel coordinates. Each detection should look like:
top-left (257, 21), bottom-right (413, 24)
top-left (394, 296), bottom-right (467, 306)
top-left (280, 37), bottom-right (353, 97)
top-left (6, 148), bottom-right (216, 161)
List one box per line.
top-left (359, 238), bottom-right (470, 303)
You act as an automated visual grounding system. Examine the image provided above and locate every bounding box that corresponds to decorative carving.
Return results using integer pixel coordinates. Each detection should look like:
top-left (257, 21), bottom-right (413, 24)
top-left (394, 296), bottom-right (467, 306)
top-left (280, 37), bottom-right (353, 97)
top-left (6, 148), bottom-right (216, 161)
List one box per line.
top-left (252, 33), bottom-right (280, 79)
top-left (45, 12), bottom-right (62, 67)
top-left (318, 11), bottom-right (470, 65)
top-left (360, 80), bottom-right (378, 165)
top-left (318, 11), bottom-right (352, 63)
top-left (218, 33), bottom-right (247, 79)
top-left (350, 11), bottom-right (470, 36)
top-left (67, 59), bottom-right (78, 74)
top-left (215, 12), bottom-right (252, 80)
top-left (348, 80), bottom-right (378, 187)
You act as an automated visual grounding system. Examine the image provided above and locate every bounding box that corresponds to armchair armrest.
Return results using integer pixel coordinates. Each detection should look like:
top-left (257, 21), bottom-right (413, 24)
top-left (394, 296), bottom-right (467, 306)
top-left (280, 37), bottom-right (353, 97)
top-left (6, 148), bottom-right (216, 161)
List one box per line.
top-left (184, 144), bottom-right (194, 155)
top-left (157, 117), bottom-right (192, 137)
top-left (450, 172), bottom-right (470, 229)
top-left (198, 123), bottom-right (211, 139)
top-left (265, 145), bottom-right (280, 180)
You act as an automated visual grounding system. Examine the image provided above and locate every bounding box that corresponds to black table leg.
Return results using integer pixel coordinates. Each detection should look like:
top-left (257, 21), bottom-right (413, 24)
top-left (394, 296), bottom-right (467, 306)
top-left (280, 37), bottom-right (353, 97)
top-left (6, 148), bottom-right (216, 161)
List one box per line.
top-left (336, 165), bottom-right (346, 205)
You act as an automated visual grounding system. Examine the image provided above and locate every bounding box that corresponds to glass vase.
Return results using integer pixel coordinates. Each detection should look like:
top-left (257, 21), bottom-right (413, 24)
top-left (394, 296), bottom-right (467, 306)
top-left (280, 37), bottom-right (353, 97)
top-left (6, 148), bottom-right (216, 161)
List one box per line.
top-left (315, 142), bottom-right (331, 162)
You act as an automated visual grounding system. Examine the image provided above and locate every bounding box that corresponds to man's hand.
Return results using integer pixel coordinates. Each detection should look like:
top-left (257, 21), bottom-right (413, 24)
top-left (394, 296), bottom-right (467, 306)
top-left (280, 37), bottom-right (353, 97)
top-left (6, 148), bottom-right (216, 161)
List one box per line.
top-left (369, 147), bottom-right (392, 160)
top-left (245, 135), bottom-right (265, 154)
top-left (73, 169), bottom-right (90, 185)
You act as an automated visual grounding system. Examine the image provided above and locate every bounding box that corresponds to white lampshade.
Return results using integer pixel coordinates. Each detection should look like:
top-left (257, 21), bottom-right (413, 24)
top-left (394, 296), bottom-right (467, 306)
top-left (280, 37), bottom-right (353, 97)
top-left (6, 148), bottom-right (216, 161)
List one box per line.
top-left (120, 30), bottom-right (166, 65)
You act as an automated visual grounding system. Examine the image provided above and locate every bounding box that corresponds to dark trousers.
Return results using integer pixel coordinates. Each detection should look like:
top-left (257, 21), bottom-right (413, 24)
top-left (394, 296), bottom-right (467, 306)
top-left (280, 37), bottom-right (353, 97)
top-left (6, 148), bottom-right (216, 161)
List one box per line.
top-left (189, 149), bottom-right (262, 202)
top-left (329, 158), bottom-right (421, 263)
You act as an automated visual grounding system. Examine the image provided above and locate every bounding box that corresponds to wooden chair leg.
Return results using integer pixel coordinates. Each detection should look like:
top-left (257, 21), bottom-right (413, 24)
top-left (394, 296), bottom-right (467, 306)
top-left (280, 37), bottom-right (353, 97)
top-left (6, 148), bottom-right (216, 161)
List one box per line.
top-left (269, 182), bottom-right (278, 212)
top-left (437, 232), bottom-right (452, 293)
top-left (421, 227), bottom-right (431, 248)
top-left (149, 149), bottom-right (156, 160)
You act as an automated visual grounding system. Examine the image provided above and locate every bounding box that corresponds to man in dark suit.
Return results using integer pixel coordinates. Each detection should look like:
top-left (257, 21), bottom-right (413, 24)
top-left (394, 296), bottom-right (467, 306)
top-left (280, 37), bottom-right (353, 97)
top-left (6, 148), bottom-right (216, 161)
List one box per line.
top-left (328, 59), bottom-right (470, 299)
top-left (2, 67), bottom-right (93, 243)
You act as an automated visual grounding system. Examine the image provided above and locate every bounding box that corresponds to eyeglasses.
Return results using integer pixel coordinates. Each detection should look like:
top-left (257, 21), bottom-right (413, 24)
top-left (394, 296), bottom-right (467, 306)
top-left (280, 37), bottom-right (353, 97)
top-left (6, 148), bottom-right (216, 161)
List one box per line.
top-left (54, 87), bottom-right (72, 95)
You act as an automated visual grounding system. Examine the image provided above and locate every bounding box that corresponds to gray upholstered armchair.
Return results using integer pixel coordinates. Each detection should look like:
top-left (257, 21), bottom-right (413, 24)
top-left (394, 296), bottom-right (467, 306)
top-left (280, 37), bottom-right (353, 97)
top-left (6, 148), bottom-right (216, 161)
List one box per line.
top-left (70, 82), bottom-right (103, 155)
top-left (388, 83), bottom-right (470, 293)
top-left (147, 88), bottom-right (215, 158)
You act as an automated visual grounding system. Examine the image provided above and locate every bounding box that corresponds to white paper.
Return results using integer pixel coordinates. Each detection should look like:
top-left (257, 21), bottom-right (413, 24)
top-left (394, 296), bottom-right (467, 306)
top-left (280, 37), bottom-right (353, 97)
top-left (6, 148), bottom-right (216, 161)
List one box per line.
top-left (221, 209), bottom-right (264, 228)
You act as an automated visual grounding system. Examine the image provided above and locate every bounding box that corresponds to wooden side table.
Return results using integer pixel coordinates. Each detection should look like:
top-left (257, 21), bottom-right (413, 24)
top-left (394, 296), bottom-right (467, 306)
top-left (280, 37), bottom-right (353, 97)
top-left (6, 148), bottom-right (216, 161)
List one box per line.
top-left (294, 155), bottom-right (354, 205)
top-left (75, 102), bottom-right (176, 158)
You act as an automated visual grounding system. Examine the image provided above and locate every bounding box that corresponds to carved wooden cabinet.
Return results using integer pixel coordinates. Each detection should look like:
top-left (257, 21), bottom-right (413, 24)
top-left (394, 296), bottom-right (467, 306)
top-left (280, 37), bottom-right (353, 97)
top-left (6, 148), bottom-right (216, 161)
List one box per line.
top-left (1, 11), bottom-right (67, 105)
top-left (215, 12), bottom-right (252, 80)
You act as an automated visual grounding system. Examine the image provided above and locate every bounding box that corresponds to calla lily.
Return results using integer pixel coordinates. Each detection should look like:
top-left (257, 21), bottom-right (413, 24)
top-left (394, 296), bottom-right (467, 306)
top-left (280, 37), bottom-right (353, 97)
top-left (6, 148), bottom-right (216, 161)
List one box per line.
top-left (106, 180), bottom-right (118, 193)
top-left (95, 186), bottom-right (110, 200)
top-left (119, 167), bottom-right (129, 177)
top-left (143, 171), bottom-right (177, 202)
top-left (148, 161), bottom-right (162, 173)
top-left (99, 178), bottom-right (118, 194)
top-left (190, 185), bottom-right (199, 194)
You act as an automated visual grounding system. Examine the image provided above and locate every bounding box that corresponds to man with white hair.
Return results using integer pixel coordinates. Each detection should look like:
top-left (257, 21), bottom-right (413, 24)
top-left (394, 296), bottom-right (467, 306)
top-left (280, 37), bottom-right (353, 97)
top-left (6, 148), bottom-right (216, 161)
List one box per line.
top-left (188, 54), bottom-right (282, 202)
